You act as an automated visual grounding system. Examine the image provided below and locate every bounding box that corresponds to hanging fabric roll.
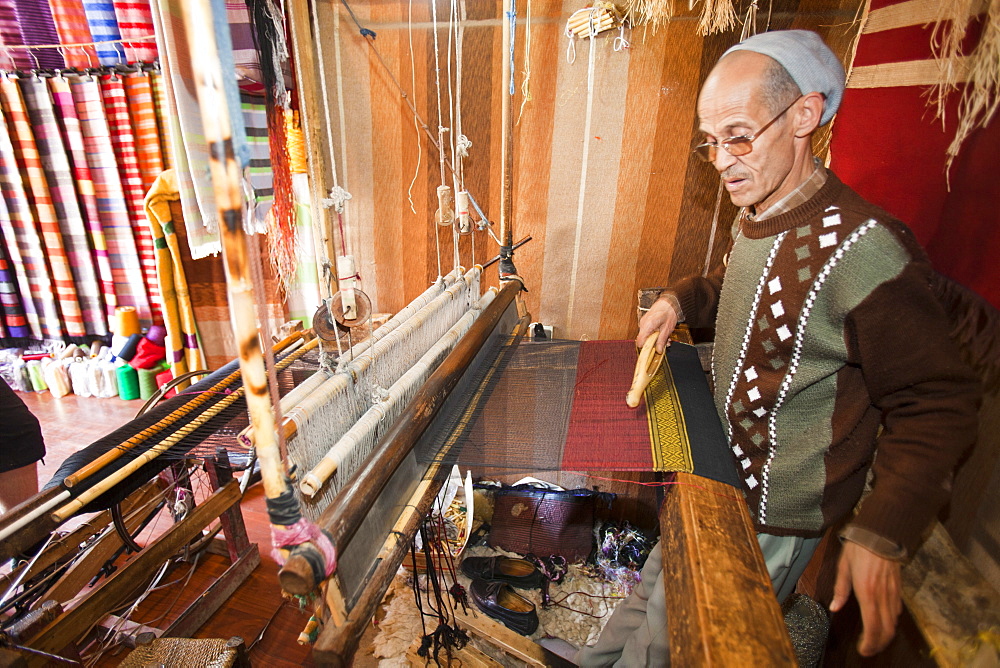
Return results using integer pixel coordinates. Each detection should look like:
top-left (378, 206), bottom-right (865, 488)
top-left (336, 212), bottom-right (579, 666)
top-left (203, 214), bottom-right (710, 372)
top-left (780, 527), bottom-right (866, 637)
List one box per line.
top-left (49, 74), bottom-right (118, 327)
top-left (0, 192), bottom-right (31, 340)
top-left (13, 0), bottom-right (66, 70)
top-left (2, 76), bottom-right (82, 338)
top-left (82, 0), bottom-right (127, 64)
top-left (111, 0), bottom-right (158, 62)
top-left (122, 70), bottom-right (165, 193)
top-left (47, 0), bottom-right (99, 68)
top-left (20, 75), bottom-right (108, 337)
top-left (69, 73), bottom-right (152, 326)
top-left (0, 0), bottom-right (31, 70)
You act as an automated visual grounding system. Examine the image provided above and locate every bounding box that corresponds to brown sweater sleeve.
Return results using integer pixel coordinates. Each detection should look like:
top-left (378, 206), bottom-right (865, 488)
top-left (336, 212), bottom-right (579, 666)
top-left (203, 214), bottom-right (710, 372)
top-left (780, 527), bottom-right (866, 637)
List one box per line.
top-left (844, 261), bottom-right (981, 555)
top-left (671, 262), bottom-right (728, 329)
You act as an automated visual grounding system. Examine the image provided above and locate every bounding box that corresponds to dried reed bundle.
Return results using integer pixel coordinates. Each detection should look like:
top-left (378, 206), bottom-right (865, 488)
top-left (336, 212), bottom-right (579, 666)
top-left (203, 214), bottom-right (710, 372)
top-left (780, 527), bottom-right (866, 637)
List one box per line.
top-left (623, 0), bottom-right (674, 31)
top-left (696, 0), bottom-right (738, 36)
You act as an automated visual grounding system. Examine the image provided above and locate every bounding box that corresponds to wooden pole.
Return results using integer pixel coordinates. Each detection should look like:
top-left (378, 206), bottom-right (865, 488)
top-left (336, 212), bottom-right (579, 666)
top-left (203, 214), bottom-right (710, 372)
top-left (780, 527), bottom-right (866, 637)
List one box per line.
top-left (499, 0), bottom-right (514, 250)
top-left (177, 0), bottom-right (287, 504)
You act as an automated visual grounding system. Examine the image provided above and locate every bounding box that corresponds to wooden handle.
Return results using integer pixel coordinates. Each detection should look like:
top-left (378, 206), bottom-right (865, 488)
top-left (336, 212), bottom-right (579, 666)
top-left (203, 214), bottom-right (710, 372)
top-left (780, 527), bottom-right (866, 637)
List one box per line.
top-left (626, 332), bottom-right (664, 408)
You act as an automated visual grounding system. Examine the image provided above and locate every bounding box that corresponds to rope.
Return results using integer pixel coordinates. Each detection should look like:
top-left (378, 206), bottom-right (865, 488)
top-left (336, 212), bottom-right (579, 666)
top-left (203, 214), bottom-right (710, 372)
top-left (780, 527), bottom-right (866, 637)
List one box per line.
top-left (518, 0), bottom-right (532, 123)
top-left (507, 0), bottom-right (517, 95)
top-left (406, 0), bottom-right (423, 215)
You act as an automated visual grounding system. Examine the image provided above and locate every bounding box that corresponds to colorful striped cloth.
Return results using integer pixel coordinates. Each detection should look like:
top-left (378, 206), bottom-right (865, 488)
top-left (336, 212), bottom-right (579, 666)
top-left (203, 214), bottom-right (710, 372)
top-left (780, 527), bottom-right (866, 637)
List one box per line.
top-left (226, 0), bottom-right (266, 96)
top-left (47, 0), bottom-right (98, 68)
top-left (0, 91), bottom-right (47, 340)
top-left (242, 93), bottom-right (273, 229)
top-left (100, 73), bottom-right (161, 324)
top-left (112, 0), bottom-right (156, 62)
top-left (20, 76), bottom-right (108, 337)
top-left (122, 70), bottom-right (164, 192)
top-left (82, 0), bottom-right (125, 65)
top-left (148, 67), bottom-right (173, 170)
top-left (13, 0), bottom-right (65, 70)
top-left (2, 77), bottom-right (84, 337)
top-left (0, 214), bottom-right (29, 340)
top-left (69, 73), bottom-right (152, 327)
top-left (151, 0), bottom-right (221, 258)
top-left (50, 74), bottom-right (117, 327)
top-left (144, 169), bottom-right (206, 389)
top-left (0, 0), bottom-right (29, 70)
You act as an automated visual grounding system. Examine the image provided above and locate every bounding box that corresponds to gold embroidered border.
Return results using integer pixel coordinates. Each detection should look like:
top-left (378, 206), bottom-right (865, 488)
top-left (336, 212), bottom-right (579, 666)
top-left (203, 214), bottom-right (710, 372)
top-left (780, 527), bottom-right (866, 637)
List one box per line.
top-left (645, 360), bottom-right (694, 473)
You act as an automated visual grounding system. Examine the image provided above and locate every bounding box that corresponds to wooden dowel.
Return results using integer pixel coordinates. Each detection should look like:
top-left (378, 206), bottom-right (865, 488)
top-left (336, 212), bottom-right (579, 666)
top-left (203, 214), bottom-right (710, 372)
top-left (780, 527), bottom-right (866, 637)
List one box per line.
top-left (499, 0), bottom-right (514, 250)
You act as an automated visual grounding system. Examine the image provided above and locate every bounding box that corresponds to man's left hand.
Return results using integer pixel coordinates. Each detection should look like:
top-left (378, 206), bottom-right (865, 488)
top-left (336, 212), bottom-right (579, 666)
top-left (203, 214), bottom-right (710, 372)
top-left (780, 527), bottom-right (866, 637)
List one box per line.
top-left (829, 541), bottom-right (903, 656)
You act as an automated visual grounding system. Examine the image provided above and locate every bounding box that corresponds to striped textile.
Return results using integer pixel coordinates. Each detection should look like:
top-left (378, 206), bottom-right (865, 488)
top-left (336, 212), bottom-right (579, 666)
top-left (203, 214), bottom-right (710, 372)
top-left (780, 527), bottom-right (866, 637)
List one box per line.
top-left (144, 169), bottom-right (206, 388)
top-left (69, 74), bottom-right (152, 327)
top-left (112, 0), bottom-right (157, 62)
top-left (152, 0), bottom-right (221, 258)
top-left (47, 0), bottom-right (98, 68)
top-left (2, 77), bottom-right (84, 337)
top-left (148, 68), bottom-right (173, 170)
top-left (13, 0), bottom-right (65, 70)
top-left (0, 92), bottom-right (46, 339)
top-left (20, 76), bottom-right (107, 337)
top-left (242, 93), bottom-right (273, 227)
top-left (226, 0), bottom-right (266, 95)
top-left (122, 70), bottom-right (164, 192)
top-left (0, 214), bottom-right (29, 340)
top-left (0, 0), bottom-right (30, 70)
top-left (50, 74), bottom-right (117, 326)
top-left (100, 73), bottom-right (161, 324)
top-left (82, 0), bottom-right (125, 65)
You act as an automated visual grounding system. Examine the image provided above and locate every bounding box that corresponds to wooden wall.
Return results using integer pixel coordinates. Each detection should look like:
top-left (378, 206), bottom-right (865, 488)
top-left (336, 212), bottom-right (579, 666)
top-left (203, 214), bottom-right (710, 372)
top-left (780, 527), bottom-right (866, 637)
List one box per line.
top-left (304, 0), bottom-right (862, 341)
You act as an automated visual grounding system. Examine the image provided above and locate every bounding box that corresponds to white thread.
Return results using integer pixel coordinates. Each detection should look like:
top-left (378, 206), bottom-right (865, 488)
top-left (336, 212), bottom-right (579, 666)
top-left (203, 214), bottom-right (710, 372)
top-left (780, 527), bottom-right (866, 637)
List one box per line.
top-left (321, 185), bottom-right (353, 213)
top-left (758, 219), bottom-right (879, 522)
top-left (405, 0), bottom-right (422, 215)
top-left (517, 0), bottom-right (532, 123)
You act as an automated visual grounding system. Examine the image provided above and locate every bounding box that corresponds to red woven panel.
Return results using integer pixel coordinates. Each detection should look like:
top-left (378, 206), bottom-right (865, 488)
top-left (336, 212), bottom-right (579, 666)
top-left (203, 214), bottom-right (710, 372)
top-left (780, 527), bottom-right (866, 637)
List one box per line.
top-left (561, 340), bottom-right (653, 471)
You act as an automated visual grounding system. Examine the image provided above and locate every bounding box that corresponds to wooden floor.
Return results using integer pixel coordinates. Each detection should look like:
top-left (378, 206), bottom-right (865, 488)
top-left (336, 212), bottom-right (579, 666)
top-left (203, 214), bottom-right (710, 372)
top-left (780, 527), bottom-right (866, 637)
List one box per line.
top-left (16, 390), bottom-right (381, 667)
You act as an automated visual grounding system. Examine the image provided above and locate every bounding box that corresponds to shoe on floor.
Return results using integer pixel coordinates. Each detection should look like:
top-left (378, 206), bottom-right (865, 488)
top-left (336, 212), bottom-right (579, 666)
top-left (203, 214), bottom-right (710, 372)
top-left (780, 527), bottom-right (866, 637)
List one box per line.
top-left (460, 555), bottom-right (543, 589)
top-left (469, 579), bottom-right (539, 636)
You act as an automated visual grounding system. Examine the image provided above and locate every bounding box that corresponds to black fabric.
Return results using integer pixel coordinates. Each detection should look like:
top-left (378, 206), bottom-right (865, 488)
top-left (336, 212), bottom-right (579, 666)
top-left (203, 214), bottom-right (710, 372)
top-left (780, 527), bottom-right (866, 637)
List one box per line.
top-left (0, 378), bottom-right (45, 472)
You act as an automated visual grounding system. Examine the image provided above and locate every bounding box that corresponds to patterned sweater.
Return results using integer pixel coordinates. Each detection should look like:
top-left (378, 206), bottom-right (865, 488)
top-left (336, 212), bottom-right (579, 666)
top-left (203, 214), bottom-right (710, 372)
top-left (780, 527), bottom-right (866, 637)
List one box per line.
top-left (673, 172), bottom-right (980, 554)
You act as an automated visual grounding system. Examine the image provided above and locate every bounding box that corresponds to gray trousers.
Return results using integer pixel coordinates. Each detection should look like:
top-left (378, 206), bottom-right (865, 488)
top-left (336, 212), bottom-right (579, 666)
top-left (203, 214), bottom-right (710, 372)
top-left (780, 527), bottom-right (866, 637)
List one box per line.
top-left (575, 533), bottom-right (821, 667)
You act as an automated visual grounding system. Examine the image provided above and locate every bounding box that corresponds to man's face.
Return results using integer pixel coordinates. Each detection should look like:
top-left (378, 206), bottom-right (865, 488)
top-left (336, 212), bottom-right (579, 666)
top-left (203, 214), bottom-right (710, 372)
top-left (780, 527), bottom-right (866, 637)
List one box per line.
top-left (696, 53), bottom-right (798, 212)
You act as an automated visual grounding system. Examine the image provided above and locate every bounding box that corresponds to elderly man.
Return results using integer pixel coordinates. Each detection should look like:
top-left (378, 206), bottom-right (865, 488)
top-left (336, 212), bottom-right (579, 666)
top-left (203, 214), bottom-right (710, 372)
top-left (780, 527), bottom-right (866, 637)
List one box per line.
top-left (576, 30), bottom-right (980, 665)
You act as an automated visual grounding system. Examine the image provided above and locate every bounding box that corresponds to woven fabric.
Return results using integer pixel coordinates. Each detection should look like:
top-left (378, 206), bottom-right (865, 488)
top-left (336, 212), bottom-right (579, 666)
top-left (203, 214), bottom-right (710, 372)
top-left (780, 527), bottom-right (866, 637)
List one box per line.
top-left (122, 70), bottom-right (163, 192)
top-left (112, 0), bottom-right (157, 62)
top-left (148, 67), bottom-right (173, 170)
top-left (13, 0), bottom-right (65, 70)
top-left (82, 0), bottom-right (126, 65)
top-left (152, 0), bottom-right (221, 258)
top-left (3, 77), bottom-right (83, 337)
top-left (20, 76), bottom-right (107, 337)
top-left (49, 74), bottom-right (117, 325)
top-left (242, 92), bottom-right (273, 226)
top-left (47, 0), bottom-right (98, 68)
top-left (120, 638), bottom-right (237, 668)
top-left (0, 216), bottom-right (29, 340)
top-left (144, 169), bottom-right (206, 390)
top-left (101, 73), bottom-right (161, 324)
top-left (0, 0), bottom-right (29, 70)
top-left (0, 87), bottom-right (47, 339)
top-left (226, 0), bottom-right (266, 95)
top-left (69, 73), bottom-right (151, 326)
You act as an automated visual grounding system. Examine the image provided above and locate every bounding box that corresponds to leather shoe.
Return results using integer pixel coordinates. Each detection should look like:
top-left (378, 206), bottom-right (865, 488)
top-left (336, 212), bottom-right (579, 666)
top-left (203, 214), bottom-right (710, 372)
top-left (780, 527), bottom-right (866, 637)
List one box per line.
top-left (469, 579), bottom-right (539, 636)
top-left (460, 556), bottom-right (543, 589)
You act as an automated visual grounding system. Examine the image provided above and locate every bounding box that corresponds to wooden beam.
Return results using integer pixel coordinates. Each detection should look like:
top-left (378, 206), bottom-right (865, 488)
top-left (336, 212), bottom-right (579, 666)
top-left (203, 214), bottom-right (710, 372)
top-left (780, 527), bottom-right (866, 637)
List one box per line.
top-left (660, 472), bottom-right (795, 665)
top-left (24, 481), bottom-right (241, 659)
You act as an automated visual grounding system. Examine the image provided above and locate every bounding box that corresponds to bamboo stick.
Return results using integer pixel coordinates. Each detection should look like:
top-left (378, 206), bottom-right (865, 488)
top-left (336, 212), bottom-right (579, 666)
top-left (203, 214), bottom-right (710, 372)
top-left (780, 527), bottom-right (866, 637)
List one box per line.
top-left (499, 0), bottom-right (514, 250)
top-left (178, 0), bottom-right (286, 505)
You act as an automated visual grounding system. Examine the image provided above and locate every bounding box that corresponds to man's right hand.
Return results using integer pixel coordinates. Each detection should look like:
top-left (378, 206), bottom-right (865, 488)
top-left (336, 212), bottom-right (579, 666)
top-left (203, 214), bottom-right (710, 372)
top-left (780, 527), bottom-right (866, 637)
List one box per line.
top-left (637, 295), bottom-right (679, 354)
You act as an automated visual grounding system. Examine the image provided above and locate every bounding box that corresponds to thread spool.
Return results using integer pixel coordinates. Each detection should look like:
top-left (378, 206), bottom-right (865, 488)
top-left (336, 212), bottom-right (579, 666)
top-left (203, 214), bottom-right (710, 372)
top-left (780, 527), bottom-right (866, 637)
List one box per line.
top-left (117, 333), bottom-right (142, 362)
top-left (27, 360), bottom-right (48, 392)
top-left (145, 324), bottom-right (167, 348)
top-left (71, 359), bottom-right (92, 397)
top-left (91, 340), bottom-right (104, 358)
top-left (456, 190), bottom-right (471, 234)
top-left (15, 362), bottom-right (32, 392)
top-left (43, 360), bottom-right (71, 398)
top-left (117, 364), bottom-right (140, 400)
top-left (115, 306), bottom-right (140, 337)
top-left (435, 185), bottom-right (454, 226)
top-left (137, 367), bottom-right (159, 400)
top-left (101, 361), bottom-right (119, 398)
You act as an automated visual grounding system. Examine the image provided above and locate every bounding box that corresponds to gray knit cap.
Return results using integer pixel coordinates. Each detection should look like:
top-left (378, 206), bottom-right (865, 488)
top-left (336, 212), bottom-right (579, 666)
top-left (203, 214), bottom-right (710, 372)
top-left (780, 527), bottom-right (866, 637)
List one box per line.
top-left (722, 30), bottom-right (846, 126)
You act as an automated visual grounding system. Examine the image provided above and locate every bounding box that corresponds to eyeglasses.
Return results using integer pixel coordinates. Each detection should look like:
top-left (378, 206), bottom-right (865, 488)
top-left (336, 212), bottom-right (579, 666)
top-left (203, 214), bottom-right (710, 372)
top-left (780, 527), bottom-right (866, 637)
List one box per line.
top-left (693, 95), bottom-right (802, 163)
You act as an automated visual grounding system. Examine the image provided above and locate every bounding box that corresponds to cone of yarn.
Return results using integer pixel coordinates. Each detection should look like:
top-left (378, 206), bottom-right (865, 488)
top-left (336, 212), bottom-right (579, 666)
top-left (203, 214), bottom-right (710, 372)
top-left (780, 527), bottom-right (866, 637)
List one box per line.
top-left (137, 367), bottom-right (159, 400)
top-left (71, 360), bottom-right (93, 397)
top-left (27, 360), bottom-right (48, 392)
top-left (91, 340), bottom-right (104, 357)
top-left (43, 360), bottom-right (72, 398)
top-left (115, 306), bottom-right (141, 337)
top-left (145, 324), bottom-right (167, 348)
top-left (117, 334), bottom-right (142, 362)
top-left (101, 360), bottom-right (119, 398)
top-left (117, 364), bottom-right (140, 400)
